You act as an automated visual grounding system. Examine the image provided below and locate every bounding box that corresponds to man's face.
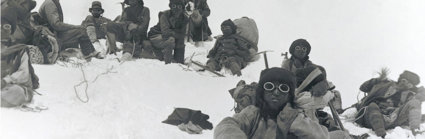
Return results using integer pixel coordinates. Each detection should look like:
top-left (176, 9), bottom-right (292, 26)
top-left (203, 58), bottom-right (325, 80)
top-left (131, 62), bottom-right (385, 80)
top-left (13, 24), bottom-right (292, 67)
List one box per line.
top-left (91, 8), bottom-right (103, 18)
top-left (170, 3), bottom-right (184, 16)
top-left (221, 25), bottom-right (233, 36)
top-left (263, 81), bottom-right (290, 110)
top-left (1, 23), bottom-right (13, 41)
top-left (397, 78), bottom-right (413, 90)
top-left (293, 45), bottom-right (308, 59)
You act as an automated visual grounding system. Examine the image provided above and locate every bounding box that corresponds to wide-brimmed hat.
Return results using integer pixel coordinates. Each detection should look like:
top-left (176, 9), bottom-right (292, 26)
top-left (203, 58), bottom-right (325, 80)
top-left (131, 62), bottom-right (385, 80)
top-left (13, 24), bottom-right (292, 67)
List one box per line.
top-left (89, 1), bottom-right (104, 13)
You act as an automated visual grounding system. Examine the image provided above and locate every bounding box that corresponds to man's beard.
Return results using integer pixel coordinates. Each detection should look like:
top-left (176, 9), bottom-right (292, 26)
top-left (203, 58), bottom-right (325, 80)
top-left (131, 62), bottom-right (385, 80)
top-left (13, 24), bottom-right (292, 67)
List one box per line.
top-left (93, 14), bottom-right (101, 18)
top-left (171, 9), bottom-right (183, 17)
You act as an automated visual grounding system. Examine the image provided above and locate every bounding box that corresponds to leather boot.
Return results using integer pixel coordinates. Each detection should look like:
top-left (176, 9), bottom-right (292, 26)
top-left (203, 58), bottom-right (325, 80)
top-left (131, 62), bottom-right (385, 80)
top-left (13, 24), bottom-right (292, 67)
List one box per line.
top-left (163, 46), bottom-right (173, 64)
top-left (106, 32), bottom-right (118, 54)
top-left (228, 62), bottom-right (242, 76)
top-left (366, 103), bottom-right (386, 138)
top-left (174, 47), bottom-right (185, 64)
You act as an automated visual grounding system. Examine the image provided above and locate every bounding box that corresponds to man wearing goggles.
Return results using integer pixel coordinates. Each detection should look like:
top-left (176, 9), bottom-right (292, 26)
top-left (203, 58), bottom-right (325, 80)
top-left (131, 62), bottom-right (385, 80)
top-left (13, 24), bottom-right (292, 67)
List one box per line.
top-left (106, 0), bottom-right (150, 61)
top-left (205, 19), bottom-right (253, 76)
top-left (148, 0), bottom-right (189, 64)
top-left (215, 68), bottom-right (351, 139)
top-left (281, 38), bottom-right (314, 73)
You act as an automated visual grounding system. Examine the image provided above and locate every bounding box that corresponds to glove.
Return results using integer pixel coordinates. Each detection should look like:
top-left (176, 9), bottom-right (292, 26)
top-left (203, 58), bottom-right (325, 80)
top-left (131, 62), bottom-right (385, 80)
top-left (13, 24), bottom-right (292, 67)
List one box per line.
top-left (294, 91), bottom-right (314, 109)
top-left (311, 81), bottom-right (329, 97)
top-left (177, 121), bottom-right (203, 134)
top-left (127, 23), bottom-right (138, 31)
top-left (190, 111), bottom-right (213, 130)
top-left (40, 26), bottom-right (54, 36)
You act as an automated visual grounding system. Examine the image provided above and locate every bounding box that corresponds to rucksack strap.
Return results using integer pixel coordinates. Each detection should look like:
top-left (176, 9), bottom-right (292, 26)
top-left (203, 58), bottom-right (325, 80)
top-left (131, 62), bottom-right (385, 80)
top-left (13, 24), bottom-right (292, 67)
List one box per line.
top-left (295, 68), bottom-right (322, 94)
top-left (248, 112), bottom-right (261, 138)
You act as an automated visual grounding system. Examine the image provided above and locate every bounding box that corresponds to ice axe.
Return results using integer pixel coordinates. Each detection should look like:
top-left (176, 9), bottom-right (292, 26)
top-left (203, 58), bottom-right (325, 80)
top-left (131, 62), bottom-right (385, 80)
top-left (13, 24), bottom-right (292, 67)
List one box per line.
top-left (256, 50), bottom-right (273, 69)
top-left (281, 52), bottom-right (289, 60)
top-left (329, 101), bottom-right (345, 131)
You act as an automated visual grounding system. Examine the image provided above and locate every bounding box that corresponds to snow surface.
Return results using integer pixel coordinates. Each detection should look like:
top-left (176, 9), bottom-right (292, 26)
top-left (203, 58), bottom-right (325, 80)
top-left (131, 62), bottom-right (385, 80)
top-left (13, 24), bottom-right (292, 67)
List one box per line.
top-left (2, 0), bottom-right (425, 138)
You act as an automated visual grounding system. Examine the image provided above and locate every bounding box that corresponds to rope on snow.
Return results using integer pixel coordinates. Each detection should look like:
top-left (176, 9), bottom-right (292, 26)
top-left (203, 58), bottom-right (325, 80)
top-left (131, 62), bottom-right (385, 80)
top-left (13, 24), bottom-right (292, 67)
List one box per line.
top-left (73, 63), bottom-right (117, 103)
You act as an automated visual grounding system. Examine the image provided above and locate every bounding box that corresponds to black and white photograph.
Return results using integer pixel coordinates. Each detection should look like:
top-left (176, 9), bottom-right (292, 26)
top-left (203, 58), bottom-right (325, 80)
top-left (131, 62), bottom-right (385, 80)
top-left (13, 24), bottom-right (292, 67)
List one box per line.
top-left (1, 0), bottom-right (425, 138)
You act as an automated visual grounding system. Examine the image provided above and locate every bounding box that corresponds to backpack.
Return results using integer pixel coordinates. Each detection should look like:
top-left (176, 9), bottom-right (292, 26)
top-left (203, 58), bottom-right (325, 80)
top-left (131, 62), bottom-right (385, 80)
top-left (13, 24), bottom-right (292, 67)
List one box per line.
top-left (228, 80), bottom-right (258, 113)
top-left (29, 12), bottom-right (60, 64)
top-left (233, 17), bottom-right (259, 51)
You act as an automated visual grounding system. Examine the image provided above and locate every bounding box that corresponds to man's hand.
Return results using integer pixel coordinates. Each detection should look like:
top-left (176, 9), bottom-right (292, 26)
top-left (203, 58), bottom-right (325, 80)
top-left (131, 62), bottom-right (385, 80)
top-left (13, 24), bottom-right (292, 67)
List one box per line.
top-left (128, 23), bottom-right (138, 31)
top-left (40, 26), bottom-right (54, 36)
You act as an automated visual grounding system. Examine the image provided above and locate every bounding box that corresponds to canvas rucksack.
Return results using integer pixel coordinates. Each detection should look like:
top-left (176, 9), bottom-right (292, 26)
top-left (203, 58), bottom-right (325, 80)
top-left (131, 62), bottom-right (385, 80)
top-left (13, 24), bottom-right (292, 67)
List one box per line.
top-left (228, 80), bottom-right (258, 113)
top-left (233, 17), bottom-right (259, 50)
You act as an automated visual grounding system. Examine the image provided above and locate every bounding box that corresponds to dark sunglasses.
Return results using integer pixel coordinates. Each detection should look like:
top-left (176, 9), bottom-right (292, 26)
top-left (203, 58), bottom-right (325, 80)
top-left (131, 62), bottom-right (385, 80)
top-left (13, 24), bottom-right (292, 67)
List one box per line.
top-left (91, 9), bottom-right (103, 12)
top-left (263, 82), bottom-right (290, 95)
top-left (171, 4), bottom-right (183, 9)
top-left (295, 46), bottom-right (308, 51)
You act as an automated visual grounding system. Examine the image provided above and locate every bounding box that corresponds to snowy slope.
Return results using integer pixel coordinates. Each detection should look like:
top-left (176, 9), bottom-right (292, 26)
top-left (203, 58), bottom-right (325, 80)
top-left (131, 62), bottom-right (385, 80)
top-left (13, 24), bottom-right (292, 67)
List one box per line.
top-left (2, 0), bottom-right (425, 138)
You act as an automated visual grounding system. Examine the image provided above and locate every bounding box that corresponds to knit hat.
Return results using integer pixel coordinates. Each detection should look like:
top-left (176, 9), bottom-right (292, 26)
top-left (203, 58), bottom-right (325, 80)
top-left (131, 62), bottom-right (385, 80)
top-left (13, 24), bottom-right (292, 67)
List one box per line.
top-left (169, 0), bottom-right (185, 6)
top-left (89, 1), bottom-right (104, 13)
top-left (399, 70), bottom-right (420, 86)
top-left (28, 0), bottom-right (37, 11)
top-left (257, 67), bottom-right (297, 96)
top-left (124, 0), bottom-right (144, 6)
top-left (221, 19), bottom-right (237, 34)
top-left (289, 39), bottom-right (311, 56)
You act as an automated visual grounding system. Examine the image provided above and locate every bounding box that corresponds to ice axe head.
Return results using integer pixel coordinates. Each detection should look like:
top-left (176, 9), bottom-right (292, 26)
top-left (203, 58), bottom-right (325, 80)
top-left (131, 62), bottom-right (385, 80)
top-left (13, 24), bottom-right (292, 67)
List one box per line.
top-left (281, 52), bottom-right (289, 60)
top-left (256, 50), bottom-right (273, 69)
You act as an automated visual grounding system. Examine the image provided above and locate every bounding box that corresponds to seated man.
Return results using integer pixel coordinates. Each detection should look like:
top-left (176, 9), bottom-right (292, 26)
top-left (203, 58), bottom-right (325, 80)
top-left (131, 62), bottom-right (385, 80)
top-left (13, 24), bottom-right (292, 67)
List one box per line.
top-left (187, 0), bottom-right (212, 46)
top-left (39, 0), bottom-right (103, 60)
top-left (81, 1), bottom-right (111, 57)
top-left (106, 0), bottom-right (150, 61)
top-left (281, 38), bottom-right (329, 98)
top-left (148, 0), bottom-right (189, 64)
top-left (1, 5), bottom-right (39, 107)
top-left (354, 70), bottom-right (422, 137)
top-left (205, 19), bottom-right (253, 76)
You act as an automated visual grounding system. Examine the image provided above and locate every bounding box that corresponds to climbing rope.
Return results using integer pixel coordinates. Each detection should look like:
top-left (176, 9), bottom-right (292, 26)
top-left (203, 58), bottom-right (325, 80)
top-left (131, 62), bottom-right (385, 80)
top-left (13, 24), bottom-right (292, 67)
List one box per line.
top-left (73, 63), bottom-right (117, 103)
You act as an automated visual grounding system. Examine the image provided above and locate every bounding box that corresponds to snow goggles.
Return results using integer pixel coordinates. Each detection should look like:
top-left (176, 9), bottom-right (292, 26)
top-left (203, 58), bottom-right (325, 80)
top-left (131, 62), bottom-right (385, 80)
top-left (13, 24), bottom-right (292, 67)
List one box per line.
top-left (2, 24), bottom-right (11, 31)
top-left (295, 46), bottom-right (308, 52)
top-left (171, 4), bottom-right (183, 9)
top-left (263, 82), bottom-right (290, 95)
